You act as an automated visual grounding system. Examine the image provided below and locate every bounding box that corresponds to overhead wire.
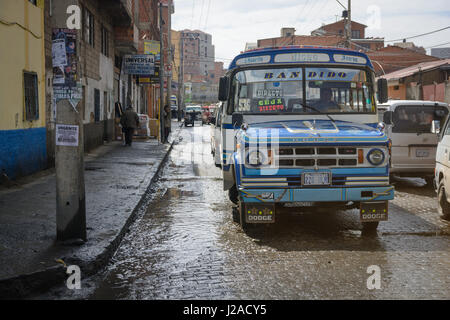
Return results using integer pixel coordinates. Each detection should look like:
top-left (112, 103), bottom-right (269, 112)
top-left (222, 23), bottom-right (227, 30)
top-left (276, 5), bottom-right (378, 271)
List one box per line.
top-left (204, 0), bottom-right (212, 31)
top-left (294, 0), bottom-right (311, 25)
top-left (190, 0), bottom-right (195, 29)
top-left (278, 0), bottom-right (324, 49)
top-left (198, 0), bottom-right (205, 30)
top-left (384, 26), bottom-right (450, 42)
top-left (299, 0), bottom-right (324, 34)
top-left (425, 41), bottom-right (450, 49)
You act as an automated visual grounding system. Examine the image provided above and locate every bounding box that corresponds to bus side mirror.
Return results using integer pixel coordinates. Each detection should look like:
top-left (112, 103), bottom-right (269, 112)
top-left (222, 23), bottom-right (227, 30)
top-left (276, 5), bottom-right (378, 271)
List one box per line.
top-left (218, 77), bottom-right (229, 101)
top-left (431, 120), bottom-right (440, 134)
top-left (383, 111), bottom-right (393, 125)
top-left (377, 78), bottom-right (388, 104)
top-left (210, 117), bottom-right (216, 125)
top-left (232, 113), bottom-right (243, 128)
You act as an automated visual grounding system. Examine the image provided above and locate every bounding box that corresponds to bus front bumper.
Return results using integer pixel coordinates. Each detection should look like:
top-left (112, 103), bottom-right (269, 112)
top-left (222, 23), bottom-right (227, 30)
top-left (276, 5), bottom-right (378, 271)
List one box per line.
top-left (238, 186), bottom-right (394, 223)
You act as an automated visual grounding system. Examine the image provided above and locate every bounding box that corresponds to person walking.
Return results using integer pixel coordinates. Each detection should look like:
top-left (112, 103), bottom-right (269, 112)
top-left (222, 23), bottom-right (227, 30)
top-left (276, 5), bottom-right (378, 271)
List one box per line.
top-left (120, 105), bottom-right (139, 146)
top-left (163, 104), bottom-right (171, 143)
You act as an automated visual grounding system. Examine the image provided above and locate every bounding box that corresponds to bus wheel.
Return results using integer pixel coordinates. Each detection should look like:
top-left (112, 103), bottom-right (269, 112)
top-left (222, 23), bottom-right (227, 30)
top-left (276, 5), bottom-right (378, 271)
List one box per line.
top-left (389, 174), bottom-right (395, 183)
top-left (232, 206), bottom-right (239, 223)
top-left (228, 184), bottom-right (238, 204)
top-left (362, 221), bottom-right (379, 234)
top-left (239, 201), bottom-right (250, 232)
top-left (424, 176), bottom-right (434, 187)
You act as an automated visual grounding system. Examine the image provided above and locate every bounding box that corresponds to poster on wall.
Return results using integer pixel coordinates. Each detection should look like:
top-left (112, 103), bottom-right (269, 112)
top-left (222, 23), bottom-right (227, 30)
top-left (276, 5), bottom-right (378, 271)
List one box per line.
top-left (52, 28), bottom-right (82, 109)
top-left (52, 38), bottom-right (68, 69)
top-left (56, 124), bottom-right (79, 147)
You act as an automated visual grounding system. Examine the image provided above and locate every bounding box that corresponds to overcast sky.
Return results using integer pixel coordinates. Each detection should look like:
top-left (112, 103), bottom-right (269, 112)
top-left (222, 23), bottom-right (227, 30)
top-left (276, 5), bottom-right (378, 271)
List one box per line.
top-left (172, 0), bottom-right (450, 67)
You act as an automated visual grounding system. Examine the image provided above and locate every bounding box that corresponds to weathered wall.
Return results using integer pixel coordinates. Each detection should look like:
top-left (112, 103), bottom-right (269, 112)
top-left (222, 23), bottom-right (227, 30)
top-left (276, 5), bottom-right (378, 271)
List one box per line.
top-left (0, 0), bottom-right (47, 179)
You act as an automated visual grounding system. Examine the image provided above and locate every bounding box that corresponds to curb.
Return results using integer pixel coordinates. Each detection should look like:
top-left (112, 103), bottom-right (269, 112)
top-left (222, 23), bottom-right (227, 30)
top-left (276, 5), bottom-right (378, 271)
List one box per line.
top-left (0, 127), bottom-right (182, 299)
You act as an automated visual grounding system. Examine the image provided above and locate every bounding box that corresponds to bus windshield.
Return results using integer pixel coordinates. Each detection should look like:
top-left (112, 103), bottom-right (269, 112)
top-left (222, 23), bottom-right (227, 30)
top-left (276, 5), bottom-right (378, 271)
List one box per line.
top-left (231, 66), bottom-right (375, 114)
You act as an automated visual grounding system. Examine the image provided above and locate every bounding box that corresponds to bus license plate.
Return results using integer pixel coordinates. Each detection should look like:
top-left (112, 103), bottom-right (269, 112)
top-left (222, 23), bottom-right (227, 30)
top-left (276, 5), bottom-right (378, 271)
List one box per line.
top-left (302, 172), bottom-right (330, 186)
top-left (245, 204), bottom-right (275, 223)
top-left (360, 201), bottom-right (388, 222)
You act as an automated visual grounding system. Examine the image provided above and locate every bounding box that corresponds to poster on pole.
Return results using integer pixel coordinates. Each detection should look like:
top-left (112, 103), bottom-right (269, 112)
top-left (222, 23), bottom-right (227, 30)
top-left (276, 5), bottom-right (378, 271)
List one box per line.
top-left (52, 28), bottom-right (82, 109)
top-left (52, 38), bottom-right (67, 68)
top-left (56, 124), bottom-right (79, 147)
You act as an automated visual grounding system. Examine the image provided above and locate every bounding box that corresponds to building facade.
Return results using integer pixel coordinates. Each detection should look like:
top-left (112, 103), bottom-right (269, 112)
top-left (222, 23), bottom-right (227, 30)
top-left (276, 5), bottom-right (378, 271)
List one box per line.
top-left (368, 45), bottom-right (440, 76)
top-left (1, 0), bottom-right (165, 181)
top-left (258, 20), bottom-right (384, 52)
top-left (378, 59), bottom-right (450, 104)
top-left (0, 0), bottom-right (47, 180)
top-left (431, 47), bottom-right (450, 59)
top-left (178, 29), bottom-right (223, 104)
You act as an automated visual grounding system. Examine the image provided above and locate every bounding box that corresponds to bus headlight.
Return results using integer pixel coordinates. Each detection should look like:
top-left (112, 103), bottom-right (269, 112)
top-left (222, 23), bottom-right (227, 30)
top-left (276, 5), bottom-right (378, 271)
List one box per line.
top-left (367, 149), bottom-right (385, 166)
top-left (248, 150), bottom-right (265, 166)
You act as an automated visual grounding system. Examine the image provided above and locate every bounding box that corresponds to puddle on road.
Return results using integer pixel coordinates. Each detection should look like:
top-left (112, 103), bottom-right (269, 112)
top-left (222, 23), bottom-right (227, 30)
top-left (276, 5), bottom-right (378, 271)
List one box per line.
top-left (161, 188), bottom-right (195, 199)
top-left (90, 167), bottom-right (229, 299)
top-left (85, 166), bottom-right (104, 171)
top-left (339, 229), bottom-right (363, 238)
top-left (111, 185), bottom-right (139, 190)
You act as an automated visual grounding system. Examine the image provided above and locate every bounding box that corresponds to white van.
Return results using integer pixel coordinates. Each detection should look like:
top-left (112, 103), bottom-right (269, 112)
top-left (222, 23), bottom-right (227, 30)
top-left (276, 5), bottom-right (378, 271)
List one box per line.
top-left (378, 100), bottom-right (449, 185)
top-left (435, 110), bottom-right (450, 219)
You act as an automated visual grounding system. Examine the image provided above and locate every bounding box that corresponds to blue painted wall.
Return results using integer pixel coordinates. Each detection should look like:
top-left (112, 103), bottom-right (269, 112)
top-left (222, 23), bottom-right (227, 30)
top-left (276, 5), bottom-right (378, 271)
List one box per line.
top-left (0, 127), bottom-right (47, 180)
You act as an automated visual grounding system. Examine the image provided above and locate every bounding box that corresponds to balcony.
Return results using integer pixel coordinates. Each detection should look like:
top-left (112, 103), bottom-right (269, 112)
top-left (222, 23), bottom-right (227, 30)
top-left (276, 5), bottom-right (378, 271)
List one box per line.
top-left (99, 0), bottom-right (132, 27)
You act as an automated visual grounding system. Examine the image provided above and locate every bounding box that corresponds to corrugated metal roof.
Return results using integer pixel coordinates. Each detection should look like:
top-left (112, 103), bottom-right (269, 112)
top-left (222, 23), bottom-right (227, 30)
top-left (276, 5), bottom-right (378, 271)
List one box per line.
top-left (379, 59), bottom-right (450, 80)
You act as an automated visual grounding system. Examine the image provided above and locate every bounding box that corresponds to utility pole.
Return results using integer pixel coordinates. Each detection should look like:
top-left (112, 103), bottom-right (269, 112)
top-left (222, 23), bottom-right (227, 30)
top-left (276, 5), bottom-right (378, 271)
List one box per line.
top-left (346, 0), bottom-right (352, 48)
top-left (159, 1), bottom-right (165, 143)
top-left (52, 0), bottom-right (86, 242)
top-left (177, 35), bottom-right (183, 121)
top-left (167, 0), bottom-right (172, 129)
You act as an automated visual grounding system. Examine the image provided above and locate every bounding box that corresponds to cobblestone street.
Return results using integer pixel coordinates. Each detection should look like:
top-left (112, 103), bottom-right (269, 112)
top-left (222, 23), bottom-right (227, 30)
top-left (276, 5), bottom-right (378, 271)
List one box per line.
top-left (43, 126), bottom-right (450, 300)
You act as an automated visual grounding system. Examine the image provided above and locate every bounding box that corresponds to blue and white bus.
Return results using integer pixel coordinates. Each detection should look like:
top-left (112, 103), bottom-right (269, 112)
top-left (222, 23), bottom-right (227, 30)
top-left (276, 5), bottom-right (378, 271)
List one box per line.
top-left (216, 45), bottom-right (393, 232)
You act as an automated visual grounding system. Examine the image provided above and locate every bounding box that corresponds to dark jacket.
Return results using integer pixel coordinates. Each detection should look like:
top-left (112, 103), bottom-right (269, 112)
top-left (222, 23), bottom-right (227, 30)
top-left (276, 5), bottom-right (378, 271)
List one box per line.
top-left (120, 108), bottom-right (140, 129)
top-left (164, 107), bottom-right (171, 128)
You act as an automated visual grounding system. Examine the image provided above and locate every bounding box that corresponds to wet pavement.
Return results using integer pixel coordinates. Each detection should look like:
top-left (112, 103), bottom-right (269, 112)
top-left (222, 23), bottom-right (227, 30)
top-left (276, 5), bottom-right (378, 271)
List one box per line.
top-left (42, 125), bottom-right (450, 300)
top-left (0, 131), bottom-right (179, 298)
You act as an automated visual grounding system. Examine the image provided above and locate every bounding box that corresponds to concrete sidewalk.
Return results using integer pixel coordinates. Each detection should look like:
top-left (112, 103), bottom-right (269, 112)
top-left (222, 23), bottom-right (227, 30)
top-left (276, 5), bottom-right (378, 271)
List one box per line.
top-left (0, 122), bottom-right (182, 298)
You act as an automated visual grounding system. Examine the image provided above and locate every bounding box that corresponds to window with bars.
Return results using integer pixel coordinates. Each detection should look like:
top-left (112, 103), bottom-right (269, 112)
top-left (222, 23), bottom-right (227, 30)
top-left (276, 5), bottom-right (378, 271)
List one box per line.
top-left (23, 72), bottom-right (39, 121)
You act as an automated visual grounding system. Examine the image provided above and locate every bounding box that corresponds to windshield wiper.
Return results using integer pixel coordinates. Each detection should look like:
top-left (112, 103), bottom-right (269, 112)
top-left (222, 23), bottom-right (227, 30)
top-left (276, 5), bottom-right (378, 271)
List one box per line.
top-left (301, 104), bottom-right (336, 123)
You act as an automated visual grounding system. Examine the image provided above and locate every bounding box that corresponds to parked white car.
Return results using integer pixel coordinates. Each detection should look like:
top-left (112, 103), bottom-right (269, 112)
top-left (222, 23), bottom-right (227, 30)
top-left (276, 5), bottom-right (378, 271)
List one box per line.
top-left (378, 100), bottom-right (449, 185)
top-left (435, 113), bottom-right (450, 219)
